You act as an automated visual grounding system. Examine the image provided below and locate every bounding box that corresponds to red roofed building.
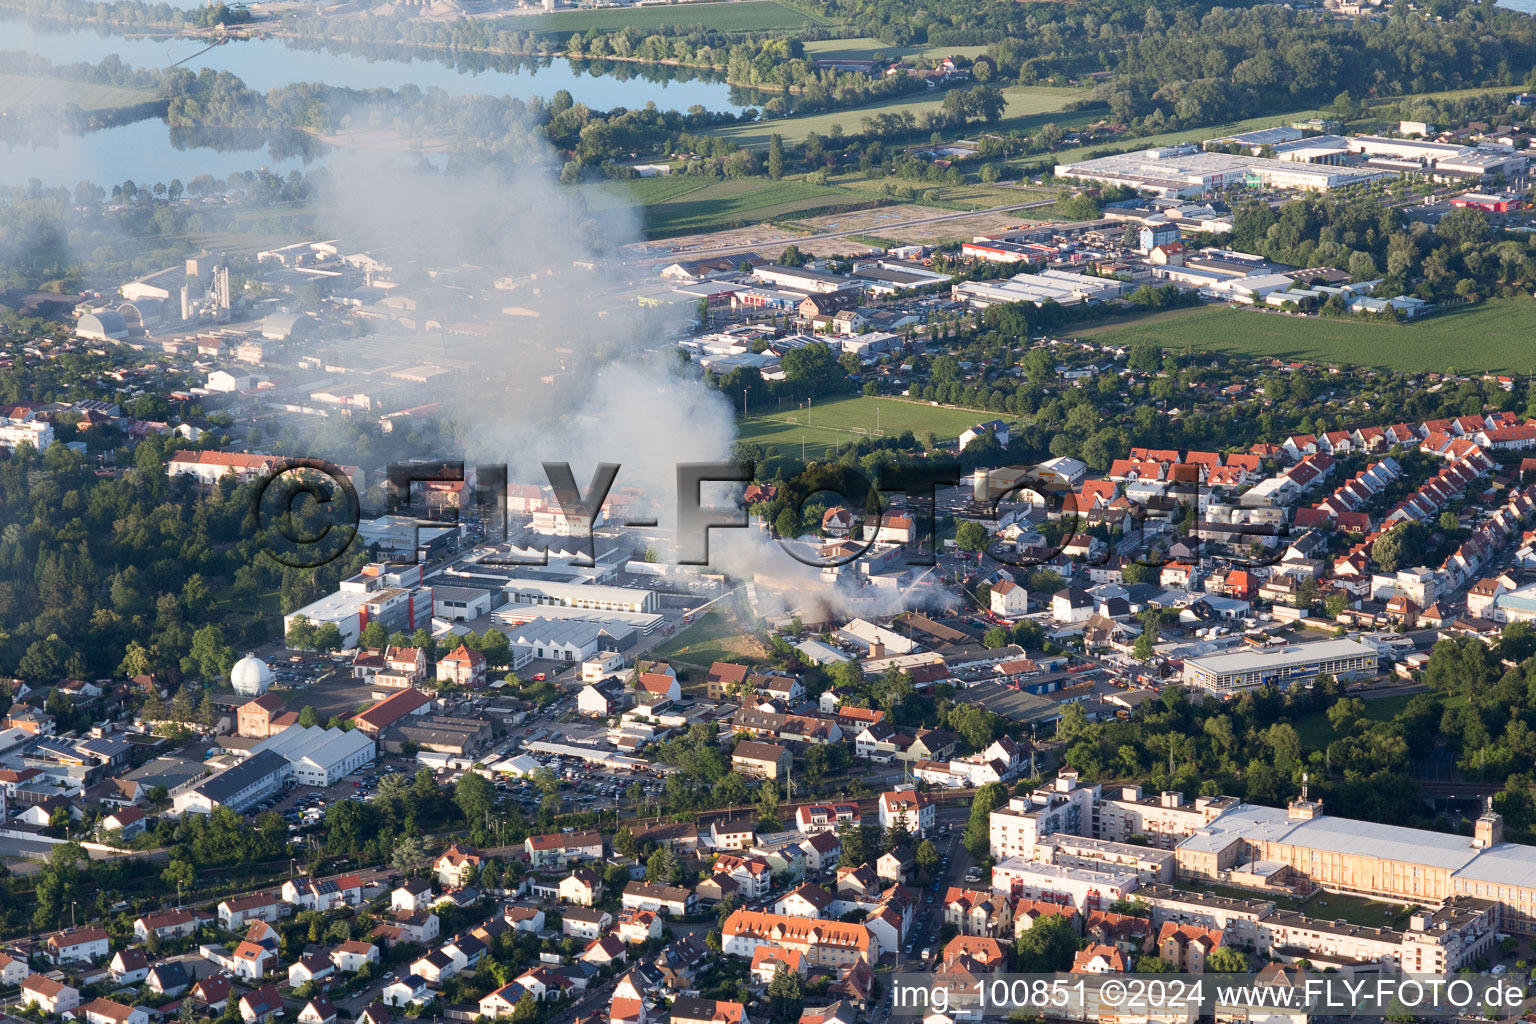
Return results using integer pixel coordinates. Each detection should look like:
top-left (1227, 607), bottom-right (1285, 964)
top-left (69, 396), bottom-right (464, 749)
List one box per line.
top-left (1071, 944), bottom-right (1130, 974)
top-left (1159, 922), bottom-right (1224, 973)
top-left (436, 644), bottom-right (487, 688)
top-left (352, 688), bottom-right (431, 736)
top-left (168, 451), bottom-right (281, 487)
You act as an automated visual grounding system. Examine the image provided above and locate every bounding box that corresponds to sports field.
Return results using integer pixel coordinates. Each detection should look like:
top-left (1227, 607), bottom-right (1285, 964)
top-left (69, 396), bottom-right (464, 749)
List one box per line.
top-left (709, 83), bottom-right (1082, 147)
top-left (593, 176), bottom-right (872, 236)
top-left (1079, 300), bottom-right (1536, 374)
top-left (738, 394), bottom-right (1007, 460)
top-left (531, 0), bottom-right (821, 34)
top-left (0, 72), bottom-right (157, 112)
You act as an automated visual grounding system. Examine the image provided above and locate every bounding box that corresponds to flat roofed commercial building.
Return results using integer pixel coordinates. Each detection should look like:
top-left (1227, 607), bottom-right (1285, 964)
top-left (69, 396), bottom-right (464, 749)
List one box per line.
top-left (1177, 797), bottom-right (1536, 935)
top-left (172, 749), bottom-right (289, 816)
top-left (1056, 147), bottom-right (1387, 197)
top-left (1180, 639), bottom-right (1377, 693)
top-left (504, 579), bottom-right (659, 614)
top-left (991, 858), bottom-right (1140, 911)
top-left (952, 269), bottom-right (1124, 309)
top-left (249, 725), bottom-right (374, 786)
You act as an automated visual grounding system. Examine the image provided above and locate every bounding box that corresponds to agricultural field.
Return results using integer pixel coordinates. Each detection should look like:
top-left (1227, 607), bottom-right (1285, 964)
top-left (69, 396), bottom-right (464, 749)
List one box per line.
top-left (825, 172), bottom-right (1055, 211)
top-left (530, 0), bottom-right (823, 34)
top-left (0, 72), bottom-right (157, 112)
top-left (592, 176), bottom-right (872, 236)
top-left (738, 394), bottom-right (1007, 460)
top-left (709, 82), bottom-right (1083, 147)
top-left (1078, 300), bottom-right (1536, 375)
top-left (789, 200), bottom-right (1047, 246)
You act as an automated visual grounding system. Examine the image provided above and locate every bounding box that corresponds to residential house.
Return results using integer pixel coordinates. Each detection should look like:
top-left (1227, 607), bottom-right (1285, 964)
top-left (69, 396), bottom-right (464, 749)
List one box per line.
top-left (525, 831), bottom-right (604, 868)
top-left (381, 976), bottom-right (429, 1008)
top-left (299, 999), bottom-right (339, 1024)
top-left (146, 962), bottom-right (191, 997)
top-left (289, 954), bottom-right (336, 989)
top-left (46, 927), bottom-right (109, 965)
top-left (437, 645), bottom-right (487, 688)
top-left (331, 941), bottom-right (380, 973)
top-left (559, 868), bottom-right (603, 907)
top-left (435, 843), bottom-right (483, 888)
top-left (562, 909), bottom-right (614, 940)
top-left (622, 881), bottom-right (697, 918)
top-left (391, 880), bottom-right (434, 914)
top-left (81, 998), bottom-right (150, 1024)
top-left (219, 893), bottom-right (283, 929)
top-left (878, 789), bottom-right (934, 836)
top-left (1159, 922), bottom-right (1223, 973)
top-left (22, 975), bottom-right (80, 1016)
top-left (731, 740), bottom-right (792, 780)
top-left (282, 874), bottom-right (364, 912)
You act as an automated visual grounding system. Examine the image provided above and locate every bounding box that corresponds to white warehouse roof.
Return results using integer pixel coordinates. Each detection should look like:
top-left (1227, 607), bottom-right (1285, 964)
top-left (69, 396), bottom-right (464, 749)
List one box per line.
top-left (251, 725), bottom-right (374, 773)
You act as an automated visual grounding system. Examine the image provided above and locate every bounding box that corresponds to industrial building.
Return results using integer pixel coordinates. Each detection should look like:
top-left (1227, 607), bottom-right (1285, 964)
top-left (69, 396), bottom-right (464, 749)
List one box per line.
top-left (1055, 146), bottom-right (1388, 197)
top-left (1179, 638), bottom-right (1378, 693)
top-left (282, 563), bottom-right (433, 648)
top-left (503, 579), bottom-right (659, 614)
top-left (172, 750), bottom-right (290, 817)
top-left (248, 726), bottom-right (375, 787)
top-left (951, 270), bottom-right (1124, 309)
top-left (993, 769), bottom-right (1536, 941)
top-left (505, 618), bottom-right (607, 664)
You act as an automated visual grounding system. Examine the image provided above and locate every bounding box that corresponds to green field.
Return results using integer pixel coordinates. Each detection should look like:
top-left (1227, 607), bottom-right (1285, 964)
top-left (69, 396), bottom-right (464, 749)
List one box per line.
top-left (650, 605), bottom-right (767, 674)
top-left (709, 83), bottom-right (1083, 147)
top-left (530, 0), bottom-right (821, 34)
top-left (801, 37), bottom-right (991, 61)
top-left (822, 171), bottom-right (1055, 212)
top-left (1078, 300), bottom-right (1536, 374)
top-left (591, 176), bottom-right (871, 235)
top-left (0, 72), bottom-right (157, 112)
top-left (738, 395), bottom-right (1009, 459)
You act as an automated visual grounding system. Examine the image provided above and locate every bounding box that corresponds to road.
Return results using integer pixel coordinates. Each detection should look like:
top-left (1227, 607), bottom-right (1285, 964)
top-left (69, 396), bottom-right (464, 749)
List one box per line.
top-left (891, 802), bottom-right (974, 972)
top-left (621, 198), bottom-right (1066, 266)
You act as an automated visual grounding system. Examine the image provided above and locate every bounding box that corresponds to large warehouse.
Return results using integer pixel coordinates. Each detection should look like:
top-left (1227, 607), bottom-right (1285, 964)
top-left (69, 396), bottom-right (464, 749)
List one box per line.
top-left (952, 269), bottom-right (1124, 309)
top-left (250, 725), bottom-right (375, 786)
top-left (1180, 638), bottom-right (1378, 693)
top-left (1056, 146), bottom-right (1388, 196)
top-left (173, 750), bottom-right (290, 816)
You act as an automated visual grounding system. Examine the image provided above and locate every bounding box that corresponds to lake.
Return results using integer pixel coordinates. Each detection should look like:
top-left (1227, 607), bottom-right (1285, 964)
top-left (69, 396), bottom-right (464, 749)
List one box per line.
top-left (0, 16), bottom-right (753, 107)
top-left (0, 14), bottom-right (767, 185)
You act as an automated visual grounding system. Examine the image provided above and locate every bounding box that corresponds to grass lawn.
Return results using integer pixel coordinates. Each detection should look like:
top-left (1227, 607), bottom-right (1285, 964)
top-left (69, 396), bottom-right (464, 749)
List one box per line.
top-left (652, 606), bottom-right (768, 674)
top-left (590, 176), bottom-right (872, 236)
top-left (1302, 890), bottom-right (1416, 929)
top-left (709, 83), bottom-right (1083, 147)
top-left (531, 0), bottom-right (821, 33)
top-left (738, 394), bottom-right (1009, 459)
top-left (1074, 300), bottom-right (1536, 374)
top-left (0, 72), bottom-right (157, 112)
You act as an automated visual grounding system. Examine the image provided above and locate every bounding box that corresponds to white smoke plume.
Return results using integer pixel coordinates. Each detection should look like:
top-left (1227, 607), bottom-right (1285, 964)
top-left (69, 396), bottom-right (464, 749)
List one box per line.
top-left (299, 146), bottom-right (945, 617)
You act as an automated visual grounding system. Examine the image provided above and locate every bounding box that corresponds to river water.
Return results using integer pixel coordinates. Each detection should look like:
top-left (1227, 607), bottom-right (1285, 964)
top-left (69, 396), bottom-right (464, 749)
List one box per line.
top-left (0, 14), bottom-right (760, 185)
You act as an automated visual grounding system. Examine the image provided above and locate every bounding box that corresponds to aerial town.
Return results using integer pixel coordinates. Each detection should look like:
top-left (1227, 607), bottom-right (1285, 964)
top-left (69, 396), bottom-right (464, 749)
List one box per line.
top-left (14, 0), bottom-right (1536, 1017)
